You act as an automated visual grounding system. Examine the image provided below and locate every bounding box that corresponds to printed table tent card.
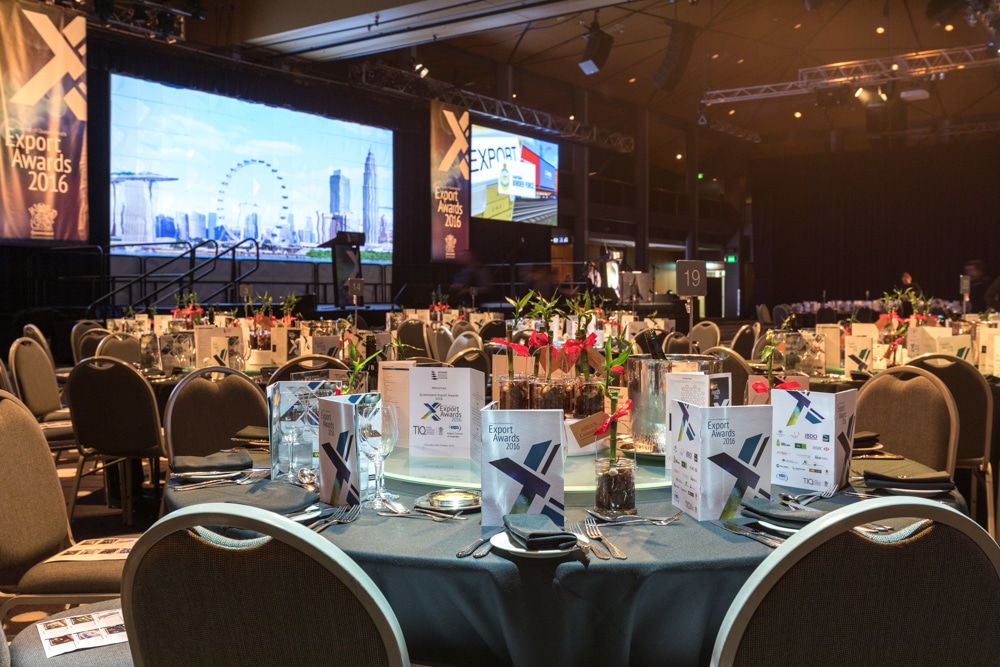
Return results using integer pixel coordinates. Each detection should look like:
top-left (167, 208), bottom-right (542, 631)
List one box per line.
top-left (270, 327), bottom-right (303, 365)
top-left (815, 323), bottom-right (842, 373)
top-left (316, 393), bottom-right (375, 506)
top-left (770, 388), bottom-right (858, 492)
top-left (194, 325), bottom-right (243, 368)
top-left (844, 336), bottom-right (874, 374)
top-left (408, 366), bottom-right (485, 458)
top-left (665, 372), bottom-right (733, 451)
top-left (478, 404), bottom-right (566, 529)
top-left (267, 381), bottom-right (342, 478)
top-left (671, 403), bottom-right (773, 521)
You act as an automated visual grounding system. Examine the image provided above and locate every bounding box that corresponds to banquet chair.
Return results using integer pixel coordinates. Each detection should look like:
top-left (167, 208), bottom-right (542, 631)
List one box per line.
top-left (853, 305), bottom-right (875, 323)
top-left (445, 331), bottom-right (483, 360)
top-left (750, 334), bottom-right (769, 362)
top-left (730, 324), bottom-right (756, 359)
top-left (267, 354), bottom-right (349, 385)
top-left (121, 503), bottom-right (409, 667)
top-left (164, 366), bottom-right (268, 462)
top-left (770, 303), bottom-right (794, 328)
top-left (662, 332), bottom-right (693, 354)
top-left (396, 319), bottom-right (430, 358)
top-left (446, 348), bottom-right (490, 400)
top-left (634, 329), bottom-right (667, 355)
top-left (478, 318), bottom-right (506, 342)
top-left (95, 332), bottom-right (142, 365)
top-left (22, 323), bottom-right (56, 369)
top-left (8, 338), bottom-right (70, 422)
top-left (815, 306), bottom-right (838, 324)
top-left (76, 327), bottom-right (112, 363)
top-left (711, 497), bottom-right (1000, 667)
top-left (429, 326), bottom-right (454, 361)
top-left (0, 358), bottom-right (13, 396)
top-left (689, 321), bottom-right (721, 352)
top-left (856, 365), bottom-right (959, 476)
top-left (70, 319), bottom-right (105, 364)
top-left (755, 304), bottom-right (772, 327)
top-left (702, 346), bottom-right (752, 406)
top-left (0, 391), bottom-right (123, 633)
top-left (450, 319), bottom-right (477, 337)
top-left (908, 353), bottom-right (994, 537)
top-left (64, 357), bottom-right (164, 525)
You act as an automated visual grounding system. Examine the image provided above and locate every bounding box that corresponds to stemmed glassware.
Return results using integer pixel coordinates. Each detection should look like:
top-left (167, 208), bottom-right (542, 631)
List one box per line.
top-left (357, 402), bottom-right (399, 510)
top-left (279, 390), bottom-right (308, 481)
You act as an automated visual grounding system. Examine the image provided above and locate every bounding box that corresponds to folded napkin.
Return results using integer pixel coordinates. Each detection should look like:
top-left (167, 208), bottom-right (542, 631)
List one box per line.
top-left (172, 450), bottom-right (253, 473)
top-left (740, 498), bottom-right (829, 530)
top-left (503, 513), bottom-right (577, 551)
top-left (232, 425), bottom-right (270, 442)
top-left (862, 470), bottom-right (955, 492)
top-left (853, 430), bottom-right (879, 448)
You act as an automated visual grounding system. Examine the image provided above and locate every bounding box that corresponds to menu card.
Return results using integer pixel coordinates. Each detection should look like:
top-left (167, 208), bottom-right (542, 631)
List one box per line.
top-left (316, 392), bottom-right (375, 506)
top-left (671, 403), bottom-right (773, 521)
top-left (815, 323), bottom-right (842, 373)
top-left (844, 336), bottom-right (874, 373)
top-left (665, 373), bottom-right (733, 454)
top-left (379, 361), bottom-right (416, 447)
top-left (770, 388), bottom-right (858, 492)
top-left (37, 608), bottom-right (128, 658)
top-left (271, 327), bottom-right (303, 365)
top-left (407, 367), bottom-right (484, 458)
top-left (478, 403), bottom-right (566, 529)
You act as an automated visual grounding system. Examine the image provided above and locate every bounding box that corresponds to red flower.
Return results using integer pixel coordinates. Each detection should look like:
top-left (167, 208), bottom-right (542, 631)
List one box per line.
top-left (593, 398), bottom-right (633, 436)
top-left (562, 332), bottom-right (597, 364)
top-left (611, 365), bottom-right (624, 374)
top-left (491, 337), bottom-right (529, 357)
top-left (527, 331), bottom-right (549, 348)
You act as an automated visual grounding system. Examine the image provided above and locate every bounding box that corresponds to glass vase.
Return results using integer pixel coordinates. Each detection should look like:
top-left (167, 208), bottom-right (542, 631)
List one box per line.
top-left (594, 457), bottom-right (637, 517)
top-left (498, 375), bottom-right (532, 410)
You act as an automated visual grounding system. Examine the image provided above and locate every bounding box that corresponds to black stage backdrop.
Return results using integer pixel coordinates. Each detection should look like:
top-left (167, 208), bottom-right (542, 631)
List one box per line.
top-left (751, 141), bottom-right (1000, 307)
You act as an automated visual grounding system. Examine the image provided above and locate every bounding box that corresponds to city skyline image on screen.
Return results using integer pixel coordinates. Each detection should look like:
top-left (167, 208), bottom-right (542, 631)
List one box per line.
top-left (109, 75), bottom-right (394, 263)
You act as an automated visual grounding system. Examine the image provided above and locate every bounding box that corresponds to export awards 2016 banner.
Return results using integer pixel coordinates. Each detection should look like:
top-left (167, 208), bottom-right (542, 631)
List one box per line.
top-left (429, 100), bottom-right (469, 261)
top-left (0, 0), bottom-right (87, 244)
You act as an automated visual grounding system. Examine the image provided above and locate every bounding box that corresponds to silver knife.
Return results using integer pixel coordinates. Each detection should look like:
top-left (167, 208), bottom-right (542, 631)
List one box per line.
top-left (457, 527), bottom-right (504, 558)
top-left (713, 520), bottom-right (784, 548)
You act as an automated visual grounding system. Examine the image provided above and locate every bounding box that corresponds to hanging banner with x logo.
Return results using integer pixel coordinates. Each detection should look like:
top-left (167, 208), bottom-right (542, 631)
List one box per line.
top-left (429, 100), bottom-right (469, 261)
top-left (0, 0), bottom-right (88, 243)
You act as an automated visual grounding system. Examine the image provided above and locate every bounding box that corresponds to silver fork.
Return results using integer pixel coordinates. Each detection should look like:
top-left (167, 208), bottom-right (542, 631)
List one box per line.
top-left (311, 505), bottom-right (361, 533)
top-left (568, 522), bottom-right (610, 560)
top-left (584, 517), bottom-right (627, 559)
top-left (793, 484), bottom-right (838, 506)
top-left (172, 469), bottom-right (268, 491)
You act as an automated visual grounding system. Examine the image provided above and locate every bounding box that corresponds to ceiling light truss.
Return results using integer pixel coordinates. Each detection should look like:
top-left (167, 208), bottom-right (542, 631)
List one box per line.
top-left (351, 62), bottom-right (634, 153)
top-left (701, 45), bottom-right (997, 105)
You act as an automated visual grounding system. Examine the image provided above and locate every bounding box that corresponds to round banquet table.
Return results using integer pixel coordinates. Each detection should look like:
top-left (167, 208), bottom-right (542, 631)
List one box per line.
top-left (155, 455), bottom-right (966, 667)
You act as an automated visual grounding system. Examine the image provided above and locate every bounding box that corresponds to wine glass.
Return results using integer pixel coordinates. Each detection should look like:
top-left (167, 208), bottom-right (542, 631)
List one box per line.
top-left (279, 391), bottom-right (308, 481)
top-left (357, 402), bottom-right (399, 510)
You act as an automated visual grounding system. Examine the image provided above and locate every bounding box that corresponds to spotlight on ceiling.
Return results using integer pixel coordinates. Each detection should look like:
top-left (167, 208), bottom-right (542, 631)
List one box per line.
top-left (409, 59), bottom-right (429, 78)
top-left (579, 12), bottom-right (613, 75)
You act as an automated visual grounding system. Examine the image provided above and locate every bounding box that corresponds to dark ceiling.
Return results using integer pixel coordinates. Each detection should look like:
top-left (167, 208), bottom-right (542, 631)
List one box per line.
top-left (189, 0), bottom-right (1000, 176)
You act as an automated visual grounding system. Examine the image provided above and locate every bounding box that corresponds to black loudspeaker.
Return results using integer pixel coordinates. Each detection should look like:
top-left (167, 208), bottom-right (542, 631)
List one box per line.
top-left (579, 30), bottom-right (613, 75)
top-left (866, 98), bottom-right (907, 148)
top-left (653, 22), bottom-right (695, 92)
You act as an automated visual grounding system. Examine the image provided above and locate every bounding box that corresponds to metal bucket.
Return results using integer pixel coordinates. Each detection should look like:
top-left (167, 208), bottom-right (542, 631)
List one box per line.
top-left (625, 354), bottom-right (723, 454)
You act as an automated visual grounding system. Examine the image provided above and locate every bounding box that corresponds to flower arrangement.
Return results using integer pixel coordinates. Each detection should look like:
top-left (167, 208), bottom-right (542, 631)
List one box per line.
top-left (171, 291), bottom-right (204, 329)
top-left (244, 292), bottom-right (276, 350)
top-left (278, 293), bottom-right (300, 327)
top-left (527, 292), bottom-right (562, 382)
top-left (593, 331), bottom-right (635, 516)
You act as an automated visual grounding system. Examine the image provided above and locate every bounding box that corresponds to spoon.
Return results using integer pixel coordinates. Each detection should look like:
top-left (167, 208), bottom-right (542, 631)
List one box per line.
top-left (297, 468), bottom-right (319, 493)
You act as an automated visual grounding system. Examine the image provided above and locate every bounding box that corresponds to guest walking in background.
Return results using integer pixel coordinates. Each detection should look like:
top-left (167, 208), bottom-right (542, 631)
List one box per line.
top-left (966, 259), bottom-right (993, 313)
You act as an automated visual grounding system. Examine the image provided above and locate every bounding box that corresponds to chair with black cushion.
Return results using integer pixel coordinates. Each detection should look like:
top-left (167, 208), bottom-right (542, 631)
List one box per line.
top-left (856, 365), bottom-right (959, 476)
top-left (0, 391), bottom-right (123, 633)
top-left (122, 502), bottom-right (409, 667)
top-left (770, 303), bottom-right (794, 328)
top-left (478, 318), bottom-right (507, 343)
top-left (70, 319), bottom-right (105, 364)
top-left (750, 334), bottom-right (769, 363)
top-left (689, 321), bottom-right (721, 353)
top-left (446, 348), bottom-right (490, 400)
top-left (662, 332), bottom-right (693, 354)
top-left (755, 304), bottom-right (773, 327)
top-left (76, 327), bottom-right (112, 363)
top-left (703, 346), bottom-right (752, 406)
top-left (8, 338), bottom-right (70, 423)
top-left (164, 367), bottom-right (268, 463)
top-left (429, 325), bottom-right (454, 361)
top-left (730, 324), bottom-right (756, 359)
top-left (445, 331), bottom-right (483, 360)
top-left (64, 357), bottom-right (164, 525)
top-left (815, 306), bottom-right (837, 324)
top-left (711, 497), bottom-right (1000, 666)
top-left (450, 319), bottom-right (477, 338)
top-left (95, 333), bottom-right (142, 365)
top-left (633, 329), bottom-right (667, 355)
top-left (395, 319), bottom-right (430, 358)
top-left (267, 354), bottom-right (349, 385)
top-left (853, 305), bottom-right (875, 323)
top-left (8, 598), bottom-right (132, 666)
top-left (908, 353), bottom-right (994, 537)
top-left (22, 323), bottom-right (56, 369)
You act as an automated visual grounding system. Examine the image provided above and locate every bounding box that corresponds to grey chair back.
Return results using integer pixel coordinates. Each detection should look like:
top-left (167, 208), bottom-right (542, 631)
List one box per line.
top-left (268, 354), bottom-right (349, 385)
top-left (7, 337), bottom-right (62, 419)
top-left (689, 321), bottom-right (721, 352)
top-left (478, 319), bottom-right (506, 342)
top-left (95, 333), bottom-right (142, 365)
top-left (22, 324), bottom-right (54, 369)
top-left (430, 326), bottom-right (454, 361)
top-left (755, 304), bottom-right (772, 327)
top-left (702, 346), bottom-right (752, 406)
top-left (77, 327), bottom-right (112, 362)
top-left (908, 353), bottom-right (994, 536)
top-left (164, 366), bottom-right (267, 461)
top-left (662, 332), bottom-right (693, 355)
top-left (450, 319), bottom-right (477, 337)
top-left (445, 331), bottom-right (482, 360)
top-left (396, 319), bottom-right (430, 358)
top-left (447, 348), bottom-right (490, 399)
top-left (730, 324), bottom-right (756, 359)
top-left (856, 365), bottom-right (959, 475)
top-left (122, 503), bottom-right (409, 667)
top-left (70, 320), bottom-right (105, 364)
top-left (712, 497), bottom-right (1000, 666)
top-left (0, 357), bottom-right (13, 397)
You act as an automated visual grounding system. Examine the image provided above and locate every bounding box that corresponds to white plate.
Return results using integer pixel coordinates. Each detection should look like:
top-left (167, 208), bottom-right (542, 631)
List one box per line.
top-left (883, 487), bottom-right (950, 497)
top-left (175, 471), bottom-right (243, 481)
top-left (489, 531), bottom-right (585, 559)
top-left (756, 520), bottom-right (798, 536)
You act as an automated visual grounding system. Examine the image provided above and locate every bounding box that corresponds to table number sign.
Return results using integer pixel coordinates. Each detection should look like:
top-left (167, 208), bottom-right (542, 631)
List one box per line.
top-left (770, 388), bottom-right (858, 492)
top-left (317, 393), bottom-right (375, 506)
top-left (478, 404), bottom-right (566, 529)
top-left (671, 403), bottom-right (773, 521)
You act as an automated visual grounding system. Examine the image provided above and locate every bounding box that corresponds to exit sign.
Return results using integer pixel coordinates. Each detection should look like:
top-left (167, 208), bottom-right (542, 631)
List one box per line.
top-left (725, 254), bottom-right (738, 264)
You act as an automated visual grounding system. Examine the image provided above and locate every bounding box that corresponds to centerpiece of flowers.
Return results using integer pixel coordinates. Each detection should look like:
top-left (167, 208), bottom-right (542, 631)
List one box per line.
top-left (593, 329), bottom-right (635, 516)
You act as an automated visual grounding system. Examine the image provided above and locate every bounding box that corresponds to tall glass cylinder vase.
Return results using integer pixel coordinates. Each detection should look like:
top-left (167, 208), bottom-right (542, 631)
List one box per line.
top-left (594, 458), bottom-right (636, 517)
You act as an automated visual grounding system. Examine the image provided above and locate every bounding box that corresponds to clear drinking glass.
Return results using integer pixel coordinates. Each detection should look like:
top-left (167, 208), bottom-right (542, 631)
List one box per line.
top-left (357, 402), bottom-right (399, 510)
top-left (279, 391), bottom-right (309, 481)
